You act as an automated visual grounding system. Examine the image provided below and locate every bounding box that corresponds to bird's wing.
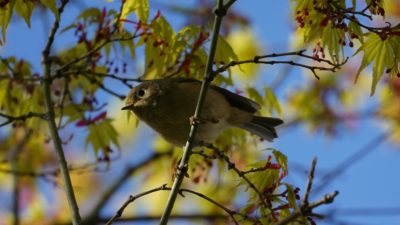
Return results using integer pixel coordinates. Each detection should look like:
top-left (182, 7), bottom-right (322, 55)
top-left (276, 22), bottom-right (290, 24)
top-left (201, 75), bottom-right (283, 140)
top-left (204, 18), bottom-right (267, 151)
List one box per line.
top-left (176, 78), bottom-right (260, 113)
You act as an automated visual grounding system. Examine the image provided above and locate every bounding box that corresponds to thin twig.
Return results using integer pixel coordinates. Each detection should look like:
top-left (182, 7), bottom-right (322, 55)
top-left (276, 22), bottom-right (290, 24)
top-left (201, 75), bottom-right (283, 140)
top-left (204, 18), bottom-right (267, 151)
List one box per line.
top-left (0, 112), bottom-right (47, 127)
top-left (178, 188), bottom-right (244, 225)
top-left (214, 50), bottom-right (348, 80)
top-left (80, 73), bottom-right (126, 99)
top-left (273, 158), bottom-right (339, 225)
top-left (56, 2), bottom-right (138, 73)
top-left (57, 214), bottom-right (229, 225)
top-left (106, 184), bottom-right (170, 225)
top-left (9, 130), bottom-right (31, 225)
top-left (85, 151), bottom-right (172, 221)
top-left (302, 158), bottom-right (317, 208)
top-left (106, 185), bottom-right (249, 225)
top-left (0, 154), bottom-right (121, 178)
top-left (41, 0), bottom-right (81, 224)
top-left (204, 143), bottom-right (270, 209)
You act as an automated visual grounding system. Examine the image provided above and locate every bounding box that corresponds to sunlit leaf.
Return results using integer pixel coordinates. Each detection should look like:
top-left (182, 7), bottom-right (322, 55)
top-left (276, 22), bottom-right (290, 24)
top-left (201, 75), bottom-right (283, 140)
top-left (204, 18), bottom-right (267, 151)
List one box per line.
top-left (40, 0), bottom-right (59, 19)
top-left (0, 0), bottom-right (15, 43)
top-left (121, 0), bottom-right (149, 22)
top-left (284, 183), bottom-right (297, 208)
top-left (264, 87), bottom-right (282, 116)
top-left (355, 33), bottom-right (396, 95)
top-left (215, 35), bottom-right (237, 65)
top-left (14, 0), bottom-right (35, 27)
top-left (273, 149), bottom-right (287, 172)
top-left (85, 119), bottom-right (120, 154)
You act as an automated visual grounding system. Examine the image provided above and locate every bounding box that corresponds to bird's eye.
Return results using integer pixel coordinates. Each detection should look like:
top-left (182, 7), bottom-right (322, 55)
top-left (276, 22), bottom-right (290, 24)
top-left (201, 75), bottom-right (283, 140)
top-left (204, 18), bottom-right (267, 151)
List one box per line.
top-left (136, 88), bottom-right (146, 98)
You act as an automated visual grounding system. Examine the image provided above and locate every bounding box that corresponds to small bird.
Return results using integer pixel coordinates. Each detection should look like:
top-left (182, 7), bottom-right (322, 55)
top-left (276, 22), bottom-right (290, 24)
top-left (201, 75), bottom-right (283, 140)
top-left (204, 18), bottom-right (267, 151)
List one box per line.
top-left (121, 78), bottom-right (283, 146)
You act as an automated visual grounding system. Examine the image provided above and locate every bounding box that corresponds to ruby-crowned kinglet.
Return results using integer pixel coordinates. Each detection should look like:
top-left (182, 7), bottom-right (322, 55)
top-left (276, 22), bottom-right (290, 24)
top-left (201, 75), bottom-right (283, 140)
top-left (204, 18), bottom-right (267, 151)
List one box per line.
top-left (121, 78), bottom-right (283, 146)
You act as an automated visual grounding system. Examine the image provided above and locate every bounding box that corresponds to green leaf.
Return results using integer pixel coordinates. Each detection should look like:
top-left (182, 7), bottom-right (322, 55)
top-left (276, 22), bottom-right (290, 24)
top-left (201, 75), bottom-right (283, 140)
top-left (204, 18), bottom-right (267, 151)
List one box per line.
top-left (14, 0), bottom-right (35, 27)
top-left (264, 87), bottom-right (282, 116)
top-left (85, 119), bottom-right (120, 154)
top-left (77, 7), bottom-right (101, 21)
top-left (40, 0), bottom-right (59, 19)
top-left (121, 0), bottom-right (149, 22)
top-left (143, 15), bottom-right (175, 78)
top-left (59, 23), bottom-right (77, 34)
top-left (355, 33), bottom-right (395, 95)
top-left (215, 35), bottom-right (238, 65)
top-left (321, 22), bottom-right (344, 61)
top-left (284, 183), bottom-right (297, 208)
top-left (151, 15), bottom-right (174, 43)
top-left (0, 0), bottom-right (15, 43)
top-left (273, 150), bottom-right (288, 172)
top-left (348, 21), bottom-right (364, 43)
top-left (246, 87), bottom-right (263, 105)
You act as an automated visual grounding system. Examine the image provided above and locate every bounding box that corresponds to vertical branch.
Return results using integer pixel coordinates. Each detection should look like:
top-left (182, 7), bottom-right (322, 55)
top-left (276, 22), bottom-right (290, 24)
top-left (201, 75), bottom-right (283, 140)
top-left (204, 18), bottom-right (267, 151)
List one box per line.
top-left (158, 1), bottom-right (236, 225)
top-left (41, 0), bottom-right (81, 224)
top-left (11, 163), bottom-right (20, 225)
top-left (8, 130), bottom-right (31, 225)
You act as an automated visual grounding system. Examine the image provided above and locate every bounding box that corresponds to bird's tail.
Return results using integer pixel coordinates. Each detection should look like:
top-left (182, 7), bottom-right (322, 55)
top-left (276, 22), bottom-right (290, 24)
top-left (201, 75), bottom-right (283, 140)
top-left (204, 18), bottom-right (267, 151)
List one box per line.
top-left (239, 116), bottom-right (283, 141)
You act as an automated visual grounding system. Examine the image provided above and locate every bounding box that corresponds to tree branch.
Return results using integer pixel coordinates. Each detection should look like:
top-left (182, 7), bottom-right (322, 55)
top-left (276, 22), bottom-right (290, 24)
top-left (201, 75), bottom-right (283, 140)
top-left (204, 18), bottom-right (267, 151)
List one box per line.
top-left (0, 112), bottom-right (47, 127)
top-left (273, 158), bottom-right (339, 225)
top-left (41, 0), bottom-right (81, 224)
top-left (85, 151), bottom-right (172, 222)
top-left (80, 73), bottom-right (126, 100)
top-left (57, 213), bottom-right (228, 225)
top-left (56, 1), bottom-right (140, 74)
top-left (9, 130), bottom-right (31, 225)
top-left (106, 185), bottom-right (249, 225)
top-left (203, 143), bottom-right (270, 209)
top-left (214, 50), bottom-right (348, 80)
top-left (158, 1), bottom-right (235, 225)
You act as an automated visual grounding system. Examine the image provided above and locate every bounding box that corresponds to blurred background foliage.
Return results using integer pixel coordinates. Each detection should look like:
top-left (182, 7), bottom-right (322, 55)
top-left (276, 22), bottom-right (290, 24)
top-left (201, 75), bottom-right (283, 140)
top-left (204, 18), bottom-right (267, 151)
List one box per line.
top-left (0, 0), bottom-right (400, 224)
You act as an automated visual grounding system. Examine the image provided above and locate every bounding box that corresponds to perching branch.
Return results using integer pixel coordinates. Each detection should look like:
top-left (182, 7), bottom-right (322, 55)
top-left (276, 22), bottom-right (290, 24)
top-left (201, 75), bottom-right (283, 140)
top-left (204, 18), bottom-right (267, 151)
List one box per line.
top-left (41, 0), bottom-right (81, 224)
top-left (158, 1), bottom-right (236, 225)
top-left (273, 158), bottom-right (339, 225)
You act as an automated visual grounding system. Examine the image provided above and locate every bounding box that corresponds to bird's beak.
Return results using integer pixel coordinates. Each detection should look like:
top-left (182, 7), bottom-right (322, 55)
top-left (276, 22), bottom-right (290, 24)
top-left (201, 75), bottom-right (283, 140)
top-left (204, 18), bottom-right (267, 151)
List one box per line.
top-left (121, 103), bottom-right (134, 110)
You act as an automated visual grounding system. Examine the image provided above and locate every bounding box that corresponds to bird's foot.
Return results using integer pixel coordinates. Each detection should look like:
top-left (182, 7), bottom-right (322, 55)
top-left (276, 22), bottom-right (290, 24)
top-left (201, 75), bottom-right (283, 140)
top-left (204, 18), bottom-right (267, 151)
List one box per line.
top-left (190, 116), bottom-right (219, 126)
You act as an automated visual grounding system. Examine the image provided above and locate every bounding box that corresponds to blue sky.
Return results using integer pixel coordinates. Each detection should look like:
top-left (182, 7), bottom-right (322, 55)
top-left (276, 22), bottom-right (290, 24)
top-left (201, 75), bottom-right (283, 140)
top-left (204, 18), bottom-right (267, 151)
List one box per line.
top-left (1, 0), bottom-right (400, 224)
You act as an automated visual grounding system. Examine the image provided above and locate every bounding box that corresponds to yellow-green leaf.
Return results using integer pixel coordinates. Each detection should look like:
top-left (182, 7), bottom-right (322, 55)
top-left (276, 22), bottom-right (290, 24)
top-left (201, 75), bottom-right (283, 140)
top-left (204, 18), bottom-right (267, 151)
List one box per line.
top-left (355, 33), bottom-right (395, 95)
top-left (121, 0), bottom-right (149, 22)
top-left (14, 0), bottom-right (35, 27)
top-left (273, 150), bottom-right (288, 172)
top-left (40, 0), bottom-right (59, 19)
top-left (284, 183), bottom-right (297, 208)
top-left (0, 0), bottom-right (15, 43)
top-left (215, 35), bottom-right (238, 65)
top-left (264, 87), bottom-right (282, 116)
top-left (85, 119), bottom-right (120, 153)
top-left (246, 87), bottom-right (263, 105)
